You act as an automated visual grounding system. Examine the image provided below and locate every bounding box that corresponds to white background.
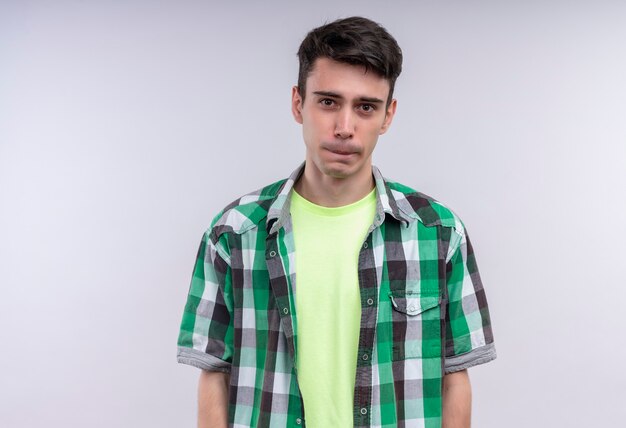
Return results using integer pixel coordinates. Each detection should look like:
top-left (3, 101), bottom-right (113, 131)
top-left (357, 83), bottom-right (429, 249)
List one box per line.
top-left (1, 1), bottom-right (625, 426)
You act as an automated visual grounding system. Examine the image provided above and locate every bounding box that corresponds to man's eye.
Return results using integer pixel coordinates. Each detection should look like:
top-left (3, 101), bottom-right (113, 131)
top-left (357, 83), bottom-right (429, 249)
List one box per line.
top-left (360, 104), bottom-right (375, 113)
top-left (320, 99), bottom-right (335, 107)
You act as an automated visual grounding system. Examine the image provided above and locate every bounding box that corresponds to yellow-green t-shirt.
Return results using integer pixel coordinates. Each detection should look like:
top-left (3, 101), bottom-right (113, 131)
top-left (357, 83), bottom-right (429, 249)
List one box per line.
top-left (290, 188), bottom-right (377, 427)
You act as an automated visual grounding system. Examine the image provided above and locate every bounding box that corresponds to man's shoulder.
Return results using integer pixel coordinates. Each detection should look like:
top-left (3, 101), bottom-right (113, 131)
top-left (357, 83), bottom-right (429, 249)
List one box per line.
top-left (206, 178), bottom-right (288, 239)
top-left (384, 177), bottom-right (465, 233)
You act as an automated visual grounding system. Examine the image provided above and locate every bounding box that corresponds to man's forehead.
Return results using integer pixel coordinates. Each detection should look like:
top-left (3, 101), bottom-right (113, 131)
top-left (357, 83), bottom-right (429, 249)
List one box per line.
top-left (305, 58), bottom-right (390, 98)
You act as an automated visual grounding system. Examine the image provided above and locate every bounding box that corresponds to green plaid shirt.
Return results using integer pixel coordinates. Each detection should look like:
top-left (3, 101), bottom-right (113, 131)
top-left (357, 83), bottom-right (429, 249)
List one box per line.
top-left (177, 163), bottom-right (496, 427)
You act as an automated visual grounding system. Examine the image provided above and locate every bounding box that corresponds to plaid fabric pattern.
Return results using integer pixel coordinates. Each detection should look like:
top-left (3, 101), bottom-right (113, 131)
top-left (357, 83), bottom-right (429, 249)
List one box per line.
top-left (177, 163), bottom-right (496, 427)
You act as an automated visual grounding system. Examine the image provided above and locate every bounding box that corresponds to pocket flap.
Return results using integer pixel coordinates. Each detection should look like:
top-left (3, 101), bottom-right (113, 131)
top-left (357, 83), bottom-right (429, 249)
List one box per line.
top-left (389, 293), bottom-right (440, 316)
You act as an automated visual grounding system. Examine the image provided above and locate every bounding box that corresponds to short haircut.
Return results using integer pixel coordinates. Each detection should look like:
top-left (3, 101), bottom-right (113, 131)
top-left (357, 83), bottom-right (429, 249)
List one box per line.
top-left (297, 16), bottom-right (403, 107)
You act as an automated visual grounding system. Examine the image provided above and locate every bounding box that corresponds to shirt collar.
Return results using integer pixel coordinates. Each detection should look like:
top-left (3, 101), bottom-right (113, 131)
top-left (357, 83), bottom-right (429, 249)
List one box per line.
top-left (266, 163), bottom-right (420, 234)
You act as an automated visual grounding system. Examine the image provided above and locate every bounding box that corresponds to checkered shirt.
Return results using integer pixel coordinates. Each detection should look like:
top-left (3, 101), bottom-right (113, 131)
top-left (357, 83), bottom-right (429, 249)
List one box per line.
top-left (177, 163), bottom-right (496, 427)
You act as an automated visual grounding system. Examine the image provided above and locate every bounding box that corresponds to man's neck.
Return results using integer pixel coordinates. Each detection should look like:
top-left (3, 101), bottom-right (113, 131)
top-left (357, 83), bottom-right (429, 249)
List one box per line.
top-left (294, 163), bottom-right (375, 208)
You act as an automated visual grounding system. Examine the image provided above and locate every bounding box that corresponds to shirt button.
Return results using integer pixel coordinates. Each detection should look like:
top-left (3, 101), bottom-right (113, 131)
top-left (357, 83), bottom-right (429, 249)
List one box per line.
top-left (283, 308), bottom-right (289, 314)
top-left (363, 242), bottom-right (368, 249)
top-left (296, 418), bottom-right (302, 425)
top-left (367, 298), bottom-right (374, 305)
top-left (269, 250), bottom-right (277, 257)
top-left (408, 305), bottom-right (416, 312)
top-left (360, 407), bottom-right (368, 415)
top-left (362, 353), bottom-right (369, 361)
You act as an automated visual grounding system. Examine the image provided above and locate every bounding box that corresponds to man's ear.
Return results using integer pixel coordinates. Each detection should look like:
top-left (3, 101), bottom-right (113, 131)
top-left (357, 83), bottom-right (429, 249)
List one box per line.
top-left (291, 86), bottom-right (304, 124)
top-left (379, 98), bottom-right (397, 135)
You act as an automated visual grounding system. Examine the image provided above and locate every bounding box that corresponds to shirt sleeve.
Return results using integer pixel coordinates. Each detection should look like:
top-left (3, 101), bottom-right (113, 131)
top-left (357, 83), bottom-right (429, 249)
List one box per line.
top-left (443, 223), bottom-right (496, 374)
top-left (177, 230), bottom-right (234, 373)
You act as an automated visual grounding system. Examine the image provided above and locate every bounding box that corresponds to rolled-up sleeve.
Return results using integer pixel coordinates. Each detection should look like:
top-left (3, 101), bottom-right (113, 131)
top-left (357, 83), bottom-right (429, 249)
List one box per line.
top-left (177, 230), bottom-right (233, 373)
top-left (443, 223), bottom-right (496, 374)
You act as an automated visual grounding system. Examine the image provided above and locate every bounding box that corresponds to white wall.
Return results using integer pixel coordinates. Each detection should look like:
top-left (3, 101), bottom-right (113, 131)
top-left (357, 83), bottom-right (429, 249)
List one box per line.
top-left (1, 1), bottom-right (625, 426)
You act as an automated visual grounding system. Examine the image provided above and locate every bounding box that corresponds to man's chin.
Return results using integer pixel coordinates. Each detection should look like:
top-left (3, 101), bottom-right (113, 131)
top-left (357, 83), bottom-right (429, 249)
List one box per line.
top-left (320, 164), bottom-right (356, 179)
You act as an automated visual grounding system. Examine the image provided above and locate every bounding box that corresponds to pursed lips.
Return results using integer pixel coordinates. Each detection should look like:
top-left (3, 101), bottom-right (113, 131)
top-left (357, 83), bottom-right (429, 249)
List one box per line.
top-left (323, 144), bottom-right (360, 155)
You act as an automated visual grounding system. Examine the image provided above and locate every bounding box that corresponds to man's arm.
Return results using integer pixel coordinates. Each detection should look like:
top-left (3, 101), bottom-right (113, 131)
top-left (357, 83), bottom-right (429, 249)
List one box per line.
top-left (442, 369), bottom-right (472, 428)
top-left (198, 369), bottom-right (229, 428)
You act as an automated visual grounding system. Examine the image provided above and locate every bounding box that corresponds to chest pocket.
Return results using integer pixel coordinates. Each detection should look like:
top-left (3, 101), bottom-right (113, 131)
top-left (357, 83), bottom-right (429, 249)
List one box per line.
top-left (389, 292), bottom-right (442, 360)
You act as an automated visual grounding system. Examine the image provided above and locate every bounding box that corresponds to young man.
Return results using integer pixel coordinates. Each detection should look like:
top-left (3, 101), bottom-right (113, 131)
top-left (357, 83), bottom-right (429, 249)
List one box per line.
top-left (177, 16), bottom-right (496, 428)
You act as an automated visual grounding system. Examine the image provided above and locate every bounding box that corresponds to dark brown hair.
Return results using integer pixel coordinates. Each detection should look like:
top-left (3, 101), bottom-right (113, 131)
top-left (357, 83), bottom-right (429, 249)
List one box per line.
top-left (297, 16), bottom-right (403, 107)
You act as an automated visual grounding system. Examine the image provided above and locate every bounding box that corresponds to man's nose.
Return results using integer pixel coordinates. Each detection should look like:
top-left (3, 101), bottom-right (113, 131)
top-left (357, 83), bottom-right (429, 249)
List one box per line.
top-left (334, 110), bottom-right (355, 139)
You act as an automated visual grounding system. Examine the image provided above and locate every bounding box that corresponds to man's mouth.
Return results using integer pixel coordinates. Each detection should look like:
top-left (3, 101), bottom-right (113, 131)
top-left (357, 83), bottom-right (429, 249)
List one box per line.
top-left (324, 144), bottom-right (359, 156)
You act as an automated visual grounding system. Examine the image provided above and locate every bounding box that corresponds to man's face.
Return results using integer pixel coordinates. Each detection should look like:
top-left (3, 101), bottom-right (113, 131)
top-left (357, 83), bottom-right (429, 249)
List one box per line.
top-left (291, 57), bottom-right (397, 181)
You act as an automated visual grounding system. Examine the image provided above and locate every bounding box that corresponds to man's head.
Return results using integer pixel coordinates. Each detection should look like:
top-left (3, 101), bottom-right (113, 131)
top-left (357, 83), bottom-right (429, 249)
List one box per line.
top-left (296, 16), bottom-right (403, 108)
top-left (292, 17), bottom-right (403, 183)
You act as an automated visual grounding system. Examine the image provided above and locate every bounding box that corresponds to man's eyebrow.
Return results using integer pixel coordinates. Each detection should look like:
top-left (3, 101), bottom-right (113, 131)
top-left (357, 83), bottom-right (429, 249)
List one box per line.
top-left (313, 91), bottom-right (344, 99)
top-left (312, 91), bottom-right (384, 104)
top-left (358, 96), bottom-right (385, 104)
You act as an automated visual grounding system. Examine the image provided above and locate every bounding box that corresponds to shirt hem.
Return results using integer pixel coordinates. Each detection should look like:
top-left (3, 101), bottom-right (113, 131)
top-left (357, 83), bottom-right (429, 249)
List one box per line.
top-left (443, 342), bottom-right (497, 374)
top-left (177, 347), bottom-right (231, 373)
